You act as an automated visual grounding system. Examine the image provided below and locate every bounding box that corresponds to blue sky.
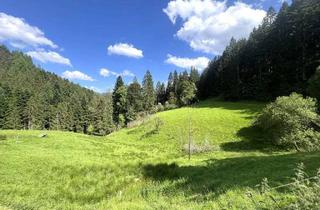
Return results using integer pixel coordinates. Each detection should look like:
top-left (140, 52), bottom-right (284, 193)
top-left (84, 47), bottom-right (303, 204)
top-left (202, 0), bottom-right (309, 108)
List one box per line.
top-left (0, 0), bottom-right (289, 93)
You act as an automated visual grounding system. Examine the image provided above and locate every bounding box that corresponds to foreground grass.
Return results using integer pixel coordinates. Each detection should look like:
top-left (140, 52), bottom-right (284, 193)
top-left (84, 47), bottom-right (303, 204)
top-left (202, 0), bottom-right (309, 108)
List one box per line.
top-left (0, 99), bottom-right (319, 209)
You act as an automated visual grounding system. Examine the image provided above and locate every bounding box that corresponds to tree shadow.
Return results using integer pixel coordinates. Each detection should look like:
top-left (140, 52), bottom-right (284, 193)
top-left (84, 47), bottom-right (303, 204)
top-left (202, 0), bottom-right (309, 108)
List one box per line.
top-left (194, 99), bottom-right (265, 116)
top-left (142, 152), bottom-right (320, 199)
top-left (221, 126), bottom-right (278, 152)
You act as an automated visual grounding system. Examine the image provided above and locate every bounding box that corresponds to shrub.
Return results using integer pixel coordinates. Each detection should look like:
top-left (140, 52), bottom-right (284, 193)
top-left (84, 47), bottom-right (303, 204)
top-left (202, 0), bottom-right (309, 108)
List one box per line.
top-left (254, 93), bottom-right (320, 151)
top-left (253, 163), bottom-right (320, 209)
top-left (164, 102), bottom-right (177, 111)
top-left (156, 103), bottom-right (164, 112)
top-left (287, 163), bottom-right (320, 210)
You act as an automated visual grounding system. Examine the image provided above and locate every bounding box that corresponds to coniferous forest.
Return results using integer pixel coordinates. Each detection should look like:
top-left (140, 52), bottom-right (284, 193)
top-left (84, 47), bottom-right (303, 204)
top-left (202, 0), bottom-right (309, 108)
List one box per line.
top-left (0, 48), bottom-right (113, 135)
top-left (1, 0), bottom-right (320, 135)
top-left (198, 0), bottom-right (320, 101)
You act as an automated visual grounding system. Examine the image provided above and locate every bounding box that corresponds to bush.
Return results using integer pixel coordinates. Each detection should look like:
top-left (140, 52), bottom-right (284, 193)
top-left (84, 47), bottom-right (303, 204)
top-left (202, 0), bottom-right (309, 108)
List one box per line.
top-left (254, 93), bottom-right (320, 151)
top-left (164, 101), bottom-right (178, 111)
top-left (253, 163), bottom-right (320, 209)
top-left (287, 163), bottom-right (320, 210)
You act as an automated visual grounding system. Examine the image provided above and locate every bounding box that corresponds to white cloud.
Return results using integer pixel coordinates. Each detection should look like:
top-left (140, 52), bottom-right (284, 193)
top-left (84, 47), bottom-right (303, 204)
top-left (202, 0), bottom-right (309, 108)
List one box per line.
top-left (164, 0), bottom-right (266, 54)
top-left (107, 43), bottom-right (143, 58)
top-left (120, 69), bottom-right (135, 77)
top-left (26, 49), bottom-right (72, 66)
top-left (165, 54), bottom-right (209, 70)
top-left (0, 12), bottom-right (57, 49)
top-left (100, 68), bottom-right (117, 77)
top-left (62, 70), bottom-right (94, 81)
top-left (99, 68), bottom-right (134, 77)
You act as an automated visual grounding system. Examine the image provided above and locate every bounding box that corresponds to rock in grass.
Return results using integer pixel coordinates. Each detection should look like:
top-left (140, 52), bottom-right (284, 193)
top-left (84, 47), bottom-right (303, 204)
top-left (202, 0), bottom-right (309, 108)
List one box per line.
top-left (38, 133), bottom-right (48, 138)
top-left (0, 135), bottom-right (7, 141)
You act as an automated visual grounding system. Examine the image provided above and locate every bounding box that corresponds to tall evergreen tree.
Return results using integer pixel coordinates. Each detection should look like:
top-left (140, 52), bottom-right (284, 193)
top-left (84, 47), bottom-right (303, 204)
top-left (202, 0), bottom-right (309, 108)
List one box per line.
top-left (156, 81), bottom-right (166, 105)
top-left (112, 76), bottom-right (127, 126)
top-left (142, 70), bottom-right (155, 111)
top-left (126, 77), bottom-right (143, 122)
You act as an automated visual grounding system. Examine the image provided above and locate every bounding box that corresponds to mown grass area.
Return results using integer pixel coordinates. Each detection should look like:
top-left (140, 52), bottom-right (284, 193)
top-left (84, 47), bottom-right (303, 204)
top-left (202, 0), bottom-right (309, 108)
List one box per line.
top-left (0, 99), bottom-right (320, 209)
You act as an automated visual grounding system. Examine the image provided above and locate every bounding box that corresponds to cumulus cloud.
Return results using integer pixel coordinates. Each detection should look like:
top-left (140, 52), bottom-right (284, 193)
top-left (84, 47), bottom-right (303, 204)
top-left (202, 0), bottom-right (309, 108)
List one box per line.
top-left (164, 0), bottom-right (266, 54)
top-left (99, 68), bottom-right (134, 77)
top-left (107, 43), bottom-right (143, 58)
top-left (165, 54), bottom-right (209, 70)
top-left (26, 49), bottom-right (72, 66)
top-left (120, 70), bottom-right (135, 77)
top-left (0, 12), bottom-right (57, 49)
top-left (100, 68), bottom-right (117, 77)
top-left (62, 70), bottom-right (94, 81)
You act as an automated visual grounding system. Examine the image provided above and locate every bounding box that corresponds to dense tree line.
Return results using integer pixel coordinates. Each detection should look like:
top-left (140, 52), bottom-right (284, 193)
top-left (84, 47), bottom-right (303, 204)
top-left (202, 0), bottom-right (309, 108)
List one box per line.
top-left (198, 0), bottom-right (320, 101)
top-left (0, 46), bottom-right (114, 135)
top-left (112, 69), bottom-right (199, 127)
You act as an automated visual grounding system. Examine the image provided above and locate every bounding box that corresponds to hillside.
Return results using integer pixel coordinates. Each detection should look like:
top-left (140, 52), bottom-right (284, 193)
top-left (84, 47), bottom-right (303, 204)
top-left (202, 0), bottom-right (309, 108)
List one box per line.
top-left (1, 99), bottom-right (319, 209)
top-left (0, 46), bottom-right (113, 135)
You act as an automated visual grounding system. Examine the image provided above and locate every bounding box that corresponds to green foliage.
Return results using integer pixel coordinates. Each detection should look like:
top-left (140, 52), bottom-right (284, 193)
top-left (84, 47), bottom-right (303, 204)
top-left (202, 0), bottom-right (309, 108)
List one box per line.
top-left (287, 163), bottom-right (320, 210)
top-left (254, 93), bottom-right (320, 151)
top-left (142, 70), bottom-right (155, 111)
top-left (112, 76), bottom-right (127, 126)
top-left (177, 75), bottom-right (197, 106)
top-left (198, 1), bottom-right (320, 101)
top-left (126, 78), bottom-right (143, 123)
top-left (0, 45), bottom-right (114, 134)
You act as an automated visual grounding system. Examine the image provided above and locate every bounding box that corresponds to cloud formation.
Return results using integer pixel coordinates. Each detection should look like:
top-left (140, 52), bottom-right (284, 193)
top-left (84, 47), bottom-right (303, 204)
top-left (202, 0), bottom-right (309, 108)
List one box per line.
top-left (26, 50), bottom-right (72, 66)
top-left (62, 70), bottom-right (94, 81)
top-left (164, 0), bottom-right (266, 54)
top-left (165, 54), bottom-right (209, 70)
top-left (107, 43), bottom-right (143, 58)
top-left (120, 70), bottom-right (135, 77)
top-left (100, 68), bottom-right (135, 77)
top-left (0, 12), bottom-right (57, 49)
top-left (100, 68), bottom-right (117, 77)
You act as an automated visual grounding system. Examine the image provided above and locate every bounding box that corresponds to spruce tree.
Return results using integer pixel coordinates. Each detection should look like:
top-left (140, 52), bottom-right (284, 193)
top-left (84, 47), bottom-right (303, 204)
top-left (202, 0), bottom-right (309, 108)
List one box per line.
top-left (112, 76), bottom-right (127, 126)
top-left (126, 77), bottom-right (143, 122)
top-left (142, 70), bottom-right (155, 111)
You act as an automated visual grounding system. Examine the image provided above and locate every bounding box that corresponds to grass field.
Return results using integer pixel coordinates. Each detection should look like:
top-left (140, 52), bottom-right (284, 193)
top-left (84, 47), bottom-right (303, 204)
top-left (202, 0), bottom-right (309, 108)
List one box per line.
top-left (1, 99), bottom-right (320, 209)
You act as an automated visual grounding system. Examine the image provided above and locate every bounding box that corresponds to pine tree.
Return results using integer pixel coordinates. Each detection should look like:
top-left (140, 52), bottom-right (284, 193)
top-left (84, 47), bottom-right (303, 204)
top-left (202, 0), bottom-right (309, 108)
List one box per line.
top-left (156, 82), bottom-right (166, 105)
top-left (190, 67), bottom-right (200, 84)
top-left (112, 76), bottom-right (127, 125)
top-left (142, 70), bottom-right (155, 111)
top-left (126, 77), bottom-right (143, 122)
top-left (177, 71), bottom-right (197, 105)
top-left (166, 72), bottom-right (176, 104)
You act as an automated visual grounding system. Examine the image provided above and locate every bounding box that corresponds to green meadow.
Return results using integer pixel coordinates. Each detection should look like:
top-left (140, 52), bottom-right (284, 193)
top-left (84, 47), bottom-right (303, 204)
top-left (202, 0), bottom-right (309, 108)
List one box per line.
top-left (1, 99), bottom-right (319, 209)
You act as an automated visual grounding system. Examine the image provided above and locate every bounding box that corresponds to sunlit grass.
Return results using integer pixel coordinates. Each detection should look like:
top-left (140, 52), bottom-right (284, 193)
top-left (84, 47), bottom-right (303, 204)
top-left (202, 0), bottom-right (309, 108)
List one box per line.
top-left (0, 99), bottom-right (319, 209)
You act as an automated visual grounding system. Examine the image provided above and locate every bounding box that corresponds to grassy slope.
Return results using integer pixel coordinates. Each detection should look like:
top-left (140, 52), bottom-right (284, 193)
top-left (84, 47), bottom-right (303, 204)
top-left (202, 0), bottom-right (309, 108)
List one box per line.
top-left (0, 99), bottom-right (319, 209)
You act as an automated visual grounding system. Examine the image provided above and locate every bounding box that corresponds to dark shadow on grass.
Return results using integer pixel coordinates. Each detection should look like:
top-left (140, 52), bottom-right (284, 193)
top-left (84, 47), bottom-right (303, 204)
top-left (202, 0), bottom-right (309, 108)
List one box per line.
top-left (221, 126), bottom-right (278, 152)
top-left (193, 98), bottom-right (265, 115)
top-left (142, 152), bottom-right (320, 198)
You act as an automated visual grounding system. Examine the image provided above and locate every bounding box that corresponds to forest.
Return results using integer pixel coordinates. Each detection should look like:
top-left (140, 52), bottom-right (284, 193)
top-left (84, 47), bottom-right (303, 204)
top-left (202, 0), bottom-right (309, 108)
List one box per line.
top-left (1, 0), bottom-right (319, 136)
top-left (198, 0), bottom-right (320, 101)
